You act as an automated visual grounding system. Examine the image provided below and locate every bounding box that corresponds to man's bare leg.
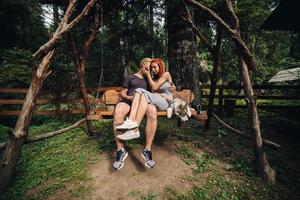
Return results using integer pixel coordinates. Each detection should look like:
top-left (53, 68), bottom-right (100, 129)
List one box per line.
top-left (113, 102), bottom-right (130, 150)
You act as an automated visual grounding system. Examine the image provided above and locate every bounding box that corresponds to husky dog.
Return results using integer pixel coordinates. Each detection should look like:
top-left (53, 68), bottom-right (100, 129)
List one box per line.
top-left (167, 98), bottom-right (192, 122)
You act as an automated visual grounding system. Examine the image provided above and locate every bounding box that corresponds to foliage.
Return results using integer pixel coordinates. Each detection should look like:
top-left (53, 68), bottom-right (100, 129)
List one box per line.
top-left (0, 0), bottom-right (47, 50)
top-left (0, 48), bottom-right (33, 87)
top-left (1, 0), bottom-right (299, 88)
top-left (192, 0), bottom-right (300, 84)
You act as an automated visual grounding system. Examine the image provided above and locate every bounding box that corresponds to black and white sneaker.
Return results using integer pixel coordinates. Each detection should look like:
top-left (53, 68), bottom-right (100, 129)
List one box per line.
top-left (113, 148), bottom-right (128, 170)
top-left (141, 148), bottom-right (156, 168)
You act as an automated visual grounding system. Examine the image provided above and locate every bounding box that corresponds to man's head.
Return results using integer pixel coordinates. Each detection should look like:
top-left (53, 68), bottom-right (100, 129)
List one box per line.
top-left (139, 58), bottom-right (152, 71)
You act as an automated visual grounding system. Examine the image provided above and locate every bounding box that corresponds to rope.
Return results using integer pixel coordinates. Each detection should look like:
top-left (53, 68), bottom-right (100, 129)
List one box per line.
top-left (212, 112), bottom-right (281, 149)
top-left (93, 0), bottom-right (104, 114)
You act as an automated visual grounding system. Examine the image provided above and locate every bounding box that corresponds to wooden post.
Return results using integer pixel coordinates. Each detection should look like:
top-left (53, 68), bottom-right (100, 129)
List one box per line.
top-left (68, 5), bottom-right (100, 135)
top-left (185, 0), bottom-right (275, 183)
top-left (237, 48), bottom-right (275, 184)
top-left (69, 36), bottom-right (95, 135)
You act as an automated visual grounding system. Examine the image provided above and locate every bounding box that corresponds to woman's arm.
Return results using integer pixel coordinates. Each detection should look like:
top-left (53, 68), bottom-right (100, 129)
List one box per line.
top-left (166, 73), bottom-right (176, 92)
top-left (168, 83), bottom-right (176, 93)
top-left (143, 69), bottom-right (168, 91)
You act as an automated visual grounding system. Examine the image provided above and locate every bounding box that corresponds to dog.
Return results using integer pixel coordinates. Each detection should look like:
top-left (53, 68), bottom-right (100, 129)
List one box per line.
top-left (167, 98), bottom-right (192, 122)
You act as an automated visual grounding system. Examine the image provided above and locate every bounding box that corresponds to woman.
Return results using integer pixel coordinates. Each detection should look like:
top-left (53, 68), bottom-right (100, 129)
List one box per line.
top-left (115, 58), bottom-right (175, 139)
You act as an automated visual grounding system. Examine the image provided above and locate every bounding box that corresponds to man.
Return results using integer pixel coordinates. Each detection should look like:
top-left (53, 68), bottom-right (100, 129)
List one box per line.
top-left (113, 58), bottom-right (157, 170)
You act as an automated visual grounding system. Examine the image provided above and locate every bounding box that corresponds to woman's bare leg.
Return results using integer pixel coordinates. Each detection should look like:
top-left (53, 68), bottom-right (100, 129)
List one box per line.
top-left (116, 93), bottom-right (145, 140)
top-left (128, 93), bottom-right (141, 121)
top-left (134, 94), bottom-right (148, 124)
top-left (127, 95), bottom-right (151, 136)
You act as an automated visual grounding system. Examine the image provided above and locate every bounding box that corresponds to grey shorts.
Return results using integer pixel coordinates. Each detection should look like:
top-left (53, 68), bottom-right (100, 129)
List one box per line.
top-left (135, 88), bottom-right (169, 110)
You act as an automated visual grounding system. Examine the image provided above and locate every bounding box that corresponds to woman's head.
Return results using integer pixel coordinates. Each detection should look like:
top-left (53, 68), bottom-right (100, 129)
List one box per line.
top-left (151, 58), bottom-right (166, 79)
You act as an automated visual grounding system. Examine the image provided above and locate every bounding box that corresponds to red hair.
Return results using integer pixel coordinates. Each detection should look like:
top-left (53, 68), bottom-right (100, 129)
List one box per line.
top-left (151, 58), bottom-right (166, 79)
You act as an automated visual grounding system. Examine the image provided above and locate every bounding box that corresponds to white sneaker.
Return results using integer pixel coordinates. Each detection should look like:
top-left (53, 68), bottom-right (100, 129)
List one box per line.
top-left (115, 119), bottom-right (138, 130)
top-left (117, 130), bottom-right (140, 140)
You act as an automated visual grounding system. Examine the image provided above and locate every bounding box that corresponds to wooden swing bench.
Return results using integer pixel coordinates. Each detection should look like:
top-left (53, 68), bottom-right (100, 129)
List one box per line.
top-left (86, 89), bottom-right (208, 122)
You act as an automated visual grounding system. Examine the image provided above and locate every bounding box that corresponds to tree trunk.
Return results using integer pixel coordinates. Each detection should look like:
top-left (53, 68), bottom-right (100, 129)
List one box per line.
top-left (122, 0), bottom-right (130, 77)
top-left (0, 51), bottom-right (54, 194)
top-left (167, 0), bottom-right (201, 105)
top-left (205, 54), bottom-right (220, 129)
top-left (180, 9), bottom-right (222, 126)
top-left (149, 0), bottom-right (154, 57)
top-left (237, 48), bottom-right (276, 184)
top-left (205, 26), bottom-right (222, 129)
top-left (77, 60), bottom-right (94, 135)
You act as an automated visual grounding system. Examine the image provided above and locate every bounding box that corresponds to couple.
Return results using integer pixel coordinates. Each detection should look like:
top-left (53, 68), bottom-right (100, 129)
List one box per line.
top-left (113, 58), bottom-right (175, 170)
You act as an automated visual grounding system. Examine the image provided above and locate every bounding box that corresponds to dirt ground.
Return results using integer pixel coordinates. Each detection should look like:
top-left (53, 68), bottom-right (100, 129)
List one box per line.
top-left (87, 145), bottom-right (193, 200)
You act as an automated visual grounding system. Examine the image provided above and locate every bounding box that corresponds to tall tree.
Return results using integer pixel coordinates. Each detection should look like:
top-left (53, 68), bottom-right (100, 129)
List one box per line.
top-left (181, 2), bottom-right (223, 129)
top-left (167, 0), bottom-right (201, 106)
top-left (0, 0), bottom-right (47, 50)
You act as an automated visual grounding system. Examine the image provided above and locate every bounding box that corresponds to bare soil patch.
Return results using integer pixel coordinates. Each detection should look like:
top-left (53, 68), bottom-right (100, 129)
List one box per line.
top-left (87, 145), bottom-right (193, 200)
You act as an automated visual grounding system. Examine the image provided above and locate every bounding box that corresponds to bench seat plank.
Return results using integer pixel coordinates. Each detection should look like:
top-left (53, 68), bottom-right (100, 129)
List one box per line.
top-left (87, 110), bottom-right (207, 121)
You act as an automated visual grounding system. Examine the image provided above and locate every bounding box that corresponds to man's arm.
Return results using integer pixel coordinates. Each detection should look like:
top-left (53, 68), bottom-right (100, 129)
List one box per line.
top-left (120, 75), bottom-right (133, 101)
top-left (120, 88), bottom-right (133, 101)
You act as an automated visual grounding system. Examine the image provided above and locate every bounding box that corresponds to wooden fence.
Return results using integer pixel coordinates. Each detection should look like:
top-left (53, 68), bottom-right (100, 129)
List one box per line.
top-left (0, 85), bottom-right (299, 116)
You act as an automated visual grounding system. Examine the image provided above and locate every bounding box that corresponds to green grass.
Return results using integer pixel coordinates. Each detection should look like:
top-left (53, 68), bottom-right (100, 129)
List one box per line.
top-left (142, 192), bottom-right (158, 200)
top-left (0, 119), bottom-right (100, 200)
